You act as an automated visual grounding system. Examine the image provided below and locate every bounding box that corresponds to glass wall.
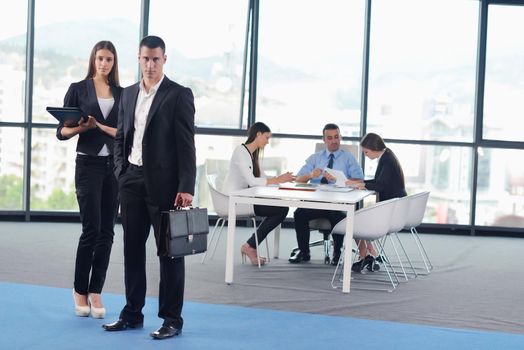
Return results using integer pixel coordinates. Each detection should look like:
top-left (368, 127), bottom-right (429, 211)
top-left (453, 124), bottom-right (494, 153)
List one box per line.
top-left (195, 134), bottom-right (318, 212)
top-left (367, 0), bottom-right (478, 142)
top-left (475, 148), bottom-right (524, 228)
top-left (1, 0), bottom-right (524, 236)
top-left (364, 143), bottom-right (473, 224)
top-left (257, 0), bottom-right (365, 136)
top-left (0, 2), bottom-right (27, 210)
top-left (27, 0), bottom-right (141, 210)
top-left (0, 1), bottom-right (26, 123)
top-left (194, 134), bottom-right (242, 213)
top-left (30, 128), bottom-right (78, 210)
top-left (483, 5), bottom-right (524, 141)
top-left (149, 0), bottom-right (249, 129)
top-left (0, 128), bottom-right (25, 210)
top-left (32, 0), bottom-right (141, 124)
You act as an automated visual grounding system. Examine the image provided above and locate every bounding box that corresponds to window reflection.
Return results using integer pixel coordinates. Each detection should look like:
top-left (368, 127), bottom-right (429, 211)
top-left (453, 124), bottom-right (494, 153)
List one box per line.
top-left (0, 0), bottom-right (523, 235)
top-left (257, 0), bottom-right (365, 136)
top-left (26, 0), bottom-right (140, 211)
top-left (199, 137), bottom-right (474, 225)
top-left (195, 134), bottom-right (324, 216)
top-left (0, 1), bottom-right (27, 122)
top-left (0, 127), bottom-right (25, 210)
top-left (364, 143), bottom-right (473, 225)
top-left (150, 0), bottom-right (249, 129)
top-left (30, 128), bottom-right (78, 211)
top-left (368, 0), bottom-right (478, 142)
top-left (483, 5), bottom-right (524, 141)
top-left (476, 149), bottom-right (524, 228)
top-left (195, 134), bottom-right (242, 213)
top-left (32, 0), bottom-right (140, 124)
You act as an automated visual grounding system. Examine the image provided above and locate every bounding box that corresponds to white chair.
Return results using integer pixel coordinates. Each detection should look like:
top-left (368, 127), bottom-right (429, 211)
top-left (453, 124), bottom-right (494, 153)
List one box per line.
top-left (404, 191), bottom-right (432, 273)
top-left (383, 195), bottom-right (417, 281)
top-left (330, 198), bottom-right (399, 291)
top-left (200, 174), bottom-right (269, 268)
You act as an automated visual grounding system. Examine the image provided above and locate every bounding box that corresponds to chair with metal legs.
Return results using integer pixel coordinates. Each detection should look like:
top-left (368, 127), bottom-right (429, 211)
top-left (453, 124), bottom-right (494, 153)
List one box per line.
top-left (382, 195), bottom-right (418, 281)
top-left (330, 198), bottom-right (400, 292)
top-left (403, 191), bottom-right (432, 274)
top-left (289, 218), bottom-right (333, 264)
top-left (200, 174), bottom-right (269, 268)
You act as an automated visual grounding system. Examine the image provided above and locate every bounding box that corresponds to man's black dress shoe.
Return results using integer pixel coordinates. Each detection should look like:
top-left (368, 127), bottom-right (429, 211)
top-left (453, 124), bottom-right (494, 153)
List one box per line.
top-left (150, 325), bottom-right (182, 340)
top-left (363, 255), bottom-right (380, 271)
top-left (330, 253), bottom-right (341, 266)
top-left (288, 251), bottom-right (311, 264)
top-left (351, 259), bottom-right (364, 272)
top-left (102, 319), bottom-right (143, 331)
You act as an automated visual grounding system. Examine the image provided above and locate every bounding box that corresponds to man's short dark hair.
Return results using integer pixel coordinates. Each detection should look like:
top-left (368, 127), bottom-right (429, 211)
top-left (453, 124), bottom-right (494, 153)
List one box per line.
top-left (322, 123), bottom-right (340, 135)
top-left (139, 35), bottom-right (166, 54)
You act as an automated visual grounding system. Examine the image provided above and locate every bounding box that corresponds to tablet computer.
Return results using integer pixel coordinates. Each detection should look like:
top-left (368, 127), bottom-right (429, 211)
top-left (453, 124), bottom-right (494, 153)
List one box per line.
top-left (278, 182), bottom-right (317, 191)
top-left (46, 107), bottom-right (86, 127)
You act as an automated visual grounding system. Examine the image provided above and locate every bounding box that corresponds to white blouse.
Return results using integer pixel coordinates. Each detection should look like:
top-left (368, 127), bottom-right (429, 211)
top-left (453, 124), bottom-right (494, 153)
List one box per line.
top-left (96, 97), bottom-right (114, 156)
top-left (223, 144), bottom-right (267, 195)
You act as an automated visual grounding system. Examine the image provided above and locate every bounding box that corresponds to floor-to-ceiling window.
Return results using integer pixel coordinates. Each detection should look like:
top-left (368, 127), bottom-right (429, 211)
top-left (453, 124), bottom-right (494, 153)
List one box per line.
top-left (367, 0), bottom-right (479, 224)
top-left (257, 0), bottom-right (365, 137)
top-left (29, 0), bottom-right (141, 211)
top-left (148, 0), bottom-right (250, 209)
top-left (0, 1), bottom-right (27, 210)
top-left (476, 3), bottom-right (524, 229)
top-left (1, 0), bottom-right (523, 235)
top-left (149, 0), bottom-right (249, 130)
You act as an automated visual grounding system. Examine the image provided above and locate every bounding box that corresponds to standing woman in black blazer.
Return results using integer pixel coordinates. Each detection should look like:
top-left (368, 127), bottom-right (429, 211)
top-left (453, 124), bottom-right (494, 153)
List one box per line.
top-left (56, 41), bottom-right (122, 318)
top-left (346, 132), bottom-right (407, 272)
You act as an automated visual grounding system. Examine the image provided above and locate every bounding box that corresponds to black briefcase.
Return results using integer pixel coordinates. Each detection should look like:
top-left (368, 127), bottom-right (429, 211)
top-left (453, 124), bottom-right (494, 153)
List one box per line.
top-left (158, 207), bottom-right (209, 258)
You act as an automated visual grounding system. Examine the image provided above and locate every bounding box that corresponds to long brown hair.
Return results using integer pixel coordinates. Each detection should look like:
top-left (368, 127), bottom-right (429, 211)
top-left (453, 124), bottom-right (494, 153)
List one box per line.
top-left (360, 132), bottom-right (405, 187)
top-left (245, 122), bottom-right (271, 177)
top-left (85, 40), bottom-right (120, 86)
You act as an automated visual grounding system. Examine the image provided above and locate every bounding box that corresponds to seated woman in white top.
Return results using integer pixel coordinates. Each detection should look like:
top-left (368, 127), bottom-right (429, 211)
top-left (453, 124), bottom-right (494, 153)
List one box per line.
top-left (224, 122), bottom-right (295, 266)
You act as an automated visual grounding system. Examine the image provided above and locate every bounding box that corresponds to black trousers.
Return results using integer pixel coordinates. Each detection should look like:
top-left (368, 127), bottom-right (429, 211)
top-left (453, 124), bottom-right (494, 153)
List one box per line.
top-left (246, 205), bottom-right (289, 248)
top-left (118, 165), bottom-right (184, 329)
top-left (74, 154), bottom-right (118, 294)
top-left (293, 208), bottom-right (346, 256)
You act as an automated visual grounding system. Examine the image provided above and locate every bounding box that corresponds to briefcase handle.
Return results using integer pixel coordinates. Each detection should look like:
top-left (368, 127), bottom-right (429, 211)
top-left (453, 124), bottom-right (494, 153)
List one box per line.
top-left (170, 205), bottom-right (200, 212)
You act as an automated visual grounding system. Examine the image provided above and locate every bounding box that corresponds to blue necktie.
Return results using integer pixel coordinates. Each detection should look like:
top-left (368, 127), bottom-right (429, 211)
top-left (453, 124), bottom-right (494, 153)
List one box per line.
top-left (321, 153), bottom-right (334, 184)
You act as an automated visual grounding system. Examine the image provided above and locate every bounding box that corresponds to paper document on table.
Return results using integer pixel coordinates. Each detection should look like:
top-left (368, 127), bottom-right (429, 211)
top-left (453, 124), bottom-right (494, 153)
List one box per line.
top-left (324, 168), bottom-right (347, 187)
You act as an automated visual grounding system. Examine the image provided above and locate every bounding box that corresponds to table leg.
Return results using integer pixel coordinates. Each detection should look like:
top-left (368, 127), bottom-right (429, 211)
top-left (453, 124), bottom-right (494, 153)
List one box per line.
top-left (273, 224), bottom-right (281, 259)
top-left (225, 197), bottom-right (237, 284)
top-left (342, 204), bottom-right (355, 293)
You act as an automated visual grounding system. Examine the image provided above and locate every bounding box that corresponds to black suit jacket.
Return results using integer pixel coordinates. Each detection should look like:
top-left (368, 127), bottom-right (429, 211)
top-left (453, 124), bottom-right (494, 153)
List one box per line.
top-left (114, 76), bottom-right (196, 207)
top-left (56, 79), bottom-right (122, 155)
top-left (364, 148), bottom-right (407, 201)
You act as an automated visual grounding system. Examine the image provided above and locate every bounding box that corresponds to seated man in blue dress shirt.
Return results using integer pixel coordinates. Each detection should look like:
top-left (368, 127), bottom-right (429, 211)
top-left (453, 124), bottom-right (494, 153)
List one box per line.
top-left (289, 123), bottom-right (364, 265)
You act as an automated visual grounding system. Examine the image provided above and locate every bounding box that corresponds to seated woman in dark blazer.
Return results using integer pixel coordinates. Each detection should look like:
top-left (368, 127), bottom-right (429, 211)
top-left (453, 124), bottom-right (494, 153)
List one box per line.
top-left (346, 132), bottom-right (407, 272)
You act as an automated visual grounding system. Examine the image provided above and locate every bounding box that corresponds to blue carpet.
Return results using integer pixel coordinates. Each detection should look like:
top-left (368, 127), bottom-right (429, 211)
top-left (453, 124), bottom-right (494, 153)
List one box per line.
top-left (0, 282), bottom-right (523, 350)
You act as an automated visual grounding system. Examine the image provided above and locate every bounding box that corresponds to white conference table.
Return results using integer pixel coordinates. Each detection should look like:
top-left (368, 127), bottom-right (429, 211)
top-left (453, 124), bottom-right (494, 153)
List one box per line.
top-left (224, 186), bottom-right (374, 293)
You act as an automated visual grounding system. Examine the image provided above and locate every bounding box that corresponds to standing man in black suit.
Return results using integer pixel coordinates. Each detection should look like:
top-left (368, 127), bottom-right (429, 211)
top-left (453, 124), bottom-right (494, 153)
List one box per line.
top-left (103, 36), bottom-right (196, 340)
